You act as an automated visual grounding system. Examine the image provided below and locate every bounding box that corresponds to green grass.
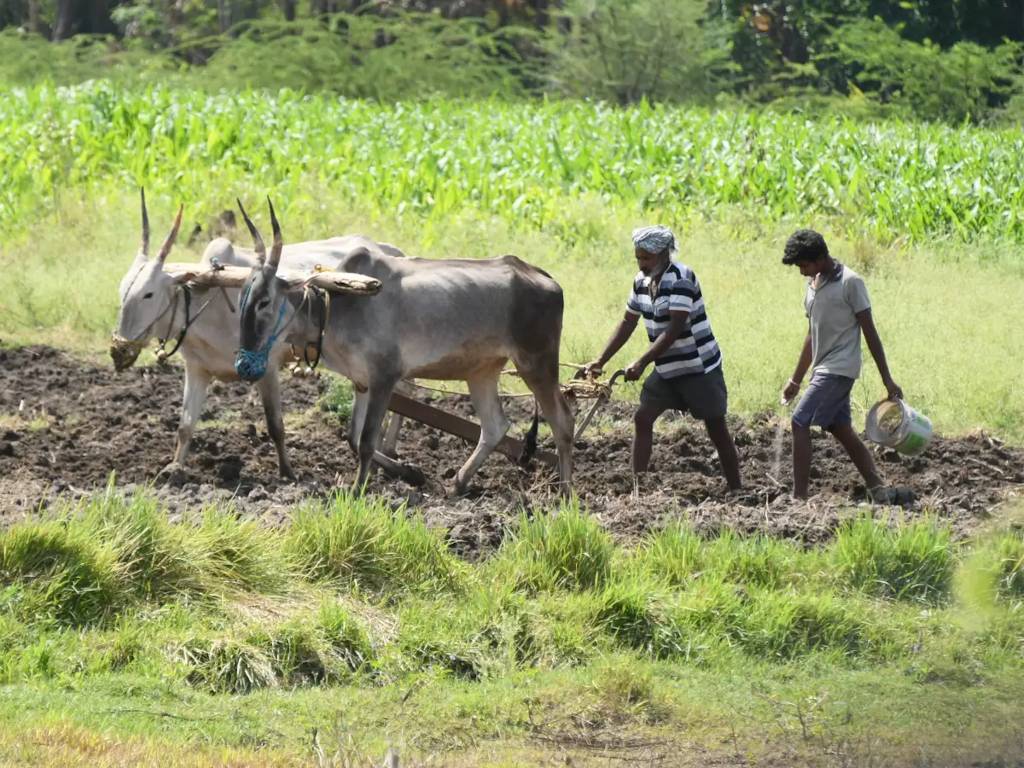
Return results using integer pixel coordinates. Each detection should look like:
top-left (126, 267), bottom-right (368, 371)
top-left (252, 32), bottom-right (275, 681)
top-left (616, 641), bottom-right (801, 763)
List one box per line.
top-left (488, 499), bottom-right (615, 593)
top-left (2, 492), bottom-right (1024, 764)
top-left (283, 492), bottom-right (466, 596)
top-left (831, 514), bottom-right (955, 603)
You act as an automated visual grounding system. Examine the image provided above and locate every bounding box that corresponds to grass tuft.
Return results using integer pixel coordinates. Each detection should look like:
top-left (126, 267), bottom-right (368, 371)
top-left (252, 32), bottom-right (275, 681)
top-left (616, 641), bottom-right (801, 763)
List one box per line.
top-left (742, 590), bottom-right (873, 659)
top-left (317, 374), bottom-right (355, 424)
top-left (0, 521), bottom-right (122, 627)
top-left (593, 578), bottom-right (693, 660)
top-left (315, 601), bottom-right (375, 673)
top-left (196, 509), bottom-right (292, 595)
top-left (491, 499), bottom-right (614, 593)
top-left (77, 491), bottom-right (202, 602)
top-left (180, 637), bottom-right (278, 695)
top-left (831, 515), bottom-right (954, 603)
top-left (284, 492), bottom-right (465, 596)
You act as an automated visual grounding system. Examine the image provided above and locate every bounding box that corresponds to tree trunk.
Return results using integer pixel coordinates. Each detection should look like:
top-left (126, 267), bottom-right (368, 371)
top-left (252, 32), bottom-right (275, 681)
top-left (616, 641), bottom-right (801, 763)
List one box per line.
top-left (28, 0), bottom-right (44, 34)
top-left (218, 0), bottom-right (230, 32)
top-left (53, 0), bottom-right (74, 39)
top-left (279, 0), bottom-right (296, 21)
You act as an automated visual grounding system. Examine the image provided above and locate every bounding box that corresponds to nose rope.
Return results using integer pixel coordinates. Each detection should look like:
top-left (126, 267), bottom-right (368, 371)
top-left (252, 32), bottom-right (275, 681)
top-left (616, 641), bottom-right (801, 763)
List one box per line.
top-left (235, 286), bottom-right (313, 380)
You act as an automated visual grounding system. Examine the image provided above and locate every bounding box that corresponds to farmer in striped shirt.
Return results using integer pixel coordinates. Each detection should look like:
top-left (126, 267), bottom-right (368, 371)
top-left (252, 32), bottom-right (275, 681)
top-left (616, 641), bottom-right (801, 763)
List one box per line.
top-left (582, 226), bottom-right (741, 490)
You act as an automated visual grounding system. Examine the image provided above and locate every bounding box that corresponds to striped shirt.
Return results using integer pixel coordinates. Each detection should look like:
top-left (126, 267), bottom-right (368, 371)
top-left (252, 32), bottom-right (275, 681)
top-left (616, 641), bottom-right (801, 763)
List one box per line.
top-left (626, 261), bottom-right (722, 378)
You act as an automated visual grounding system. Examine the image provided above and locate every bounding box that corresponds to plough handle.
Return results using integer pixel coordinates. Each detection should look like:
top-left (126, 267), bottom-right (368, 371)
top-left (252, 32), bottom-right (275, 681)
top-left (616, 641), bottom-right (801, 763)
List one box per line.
top-left (572, 368), bottom-right (626, 443)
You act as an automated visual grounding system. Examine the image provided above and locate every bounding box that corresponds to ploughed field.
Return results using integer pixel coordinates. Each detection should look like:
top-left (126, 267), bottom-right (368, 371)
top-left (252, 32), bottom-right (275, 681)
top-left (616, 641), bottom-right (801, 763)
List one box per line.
top-left (1, 345), bottom-right (1021, 555)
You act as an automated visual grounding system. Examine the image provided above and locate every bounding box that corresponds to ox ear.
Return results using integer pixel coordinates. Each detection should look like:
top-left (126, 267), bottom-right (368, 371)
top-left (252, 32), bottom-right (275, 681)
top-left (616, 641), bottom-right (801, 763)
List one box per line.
top-left (237, 198), bottom-right (267, 267)
top-left (155, 205), bottom-right (183, 265)
top-left (267, 197), bottom-right (283, 272)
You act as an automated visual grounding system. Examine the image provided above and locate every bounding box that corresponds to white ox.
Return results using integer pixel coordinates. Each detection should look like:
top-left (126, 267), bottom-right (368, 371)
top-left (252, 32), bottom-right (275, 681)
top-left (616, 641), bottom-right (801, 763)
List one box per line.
top-left (216, 201), bottom-right (575, 495)
top-left (111, 191), bottom-right (408, 480)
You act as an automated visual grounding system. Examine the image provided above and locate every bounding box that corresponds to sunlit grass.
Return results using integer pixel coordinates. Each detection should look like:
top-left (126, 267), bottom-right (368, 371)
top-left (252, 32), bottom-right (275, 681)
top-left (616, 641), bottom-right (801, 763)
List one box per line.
top-left (2, 492), bottom-right (1024, 765)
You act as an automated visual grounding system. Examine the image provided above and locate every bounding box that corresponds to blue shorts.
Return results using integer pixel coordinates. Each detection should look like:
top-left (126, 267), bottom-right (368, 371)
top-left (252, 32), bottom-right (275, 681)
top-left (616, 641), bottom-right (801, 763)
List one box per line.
top-left (792, 371), bottom-right (854, 429)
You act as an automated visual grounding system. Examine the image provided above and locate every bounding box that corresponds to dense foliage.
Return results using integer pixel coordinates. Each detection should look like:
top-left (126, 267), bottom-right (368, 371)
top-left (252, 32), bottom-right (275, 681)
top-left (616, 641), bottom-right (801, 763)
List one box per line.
top-left (1, 0), bottom-right (1022, 124)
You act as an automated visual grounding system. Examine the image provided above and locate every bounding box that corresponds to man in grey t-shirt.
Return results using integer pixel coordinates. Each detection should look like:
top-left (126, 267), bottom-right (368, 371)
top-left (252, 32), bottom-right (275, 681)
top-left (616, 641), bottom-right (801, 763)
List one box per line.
top-left (780, 229), bottom-right (903, 501)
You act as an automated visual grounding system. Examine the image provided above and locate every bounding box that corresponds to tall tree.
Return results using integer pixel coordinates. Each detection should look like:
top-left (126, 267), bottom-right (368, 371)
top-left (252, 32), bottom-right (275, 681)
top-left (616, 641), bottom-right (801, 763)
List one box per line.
top-left (53, 0), bottom-right (114, 40)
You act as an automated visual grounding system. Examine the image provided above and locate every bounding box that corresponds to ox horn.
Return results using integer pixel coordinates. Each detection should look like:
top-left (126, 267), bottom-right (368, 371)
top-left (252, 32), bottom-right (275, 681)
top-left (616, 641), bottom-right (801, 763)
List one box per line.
top-left (267, 197), bottom-right (283, 272)
top-left (156, 205), bottom-right (184, 264)
top-left (237, 198), bottom-right (267, 266)
top-left (139, 187), bottom-right (150, 257)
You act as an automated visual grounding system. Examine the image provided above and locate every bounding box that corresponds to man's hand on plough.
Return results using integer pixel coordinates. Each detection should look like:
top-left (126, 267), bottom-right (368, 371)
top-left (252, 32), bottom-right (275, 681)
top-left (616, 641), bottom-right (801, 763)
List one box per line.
top-left (567, 366), bottom-right (625, 442)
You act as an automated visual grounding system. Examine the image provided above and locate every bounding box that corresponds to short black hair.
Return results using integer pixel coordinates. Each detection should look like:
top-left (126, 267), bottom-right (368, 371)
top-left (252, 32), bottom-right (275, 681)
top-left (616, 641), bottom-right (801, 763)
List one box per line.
top-left (782, 229), bottom-right (829, 265)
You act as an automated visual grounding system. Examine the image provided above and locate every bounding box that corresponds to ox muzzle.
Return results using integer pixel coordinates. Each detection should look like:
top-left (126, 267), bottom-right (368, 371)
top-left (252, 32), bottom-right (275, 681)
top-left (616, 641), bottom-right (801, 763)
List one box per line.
top-left (110, 334), bottom-right (145, 372)
top-left (234, 347), bottom-right (270, 382)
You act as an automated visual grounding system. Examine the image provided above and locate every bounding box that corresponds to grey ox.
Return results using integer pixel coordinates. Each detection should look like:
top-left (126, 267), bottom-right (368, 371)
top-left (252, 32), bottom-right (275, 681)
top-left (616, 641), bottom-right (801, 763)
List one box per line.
top-left (221, 201), bottom-right (575, 495)
top-left (111, 190), bottom-right (408, 479)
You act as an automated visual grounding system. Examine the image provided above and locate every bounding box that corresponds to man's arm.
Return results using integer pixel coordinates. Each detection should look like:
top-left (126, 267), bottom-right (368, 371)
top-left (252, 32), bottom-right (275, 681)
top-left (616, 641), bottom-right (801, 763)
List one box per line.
top-left (582, 311), bottom-right (639, 377)
top-left (856, 309), bottom-right (903, 401)
top-left (624, 310), bottom-right (688, 380)
top-left (782, 331), bottom-right (812, 403)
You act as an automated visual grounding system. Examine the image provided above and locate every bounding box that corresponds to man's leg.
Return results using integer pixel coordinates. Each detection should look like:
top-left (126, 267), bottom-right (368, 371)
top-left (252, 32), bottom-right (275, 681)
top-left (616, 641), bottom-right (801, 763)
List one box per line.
top-left (827, 422), bottom-right (883, 490)
top-left (633, 403), bottom-right (666, 473)
top-left (704, 417), bottom-right (741, 490)
top-left (791, 421), bottom-right (812, 499)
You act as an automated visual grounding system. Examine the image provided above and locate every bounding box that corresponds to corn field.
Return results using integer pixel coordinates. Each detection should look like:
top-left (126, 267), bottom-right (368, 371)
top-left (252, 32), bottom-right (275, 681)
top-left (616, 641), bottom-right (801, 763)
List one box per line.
top-left (3, 82), bottom-right (1024, 242)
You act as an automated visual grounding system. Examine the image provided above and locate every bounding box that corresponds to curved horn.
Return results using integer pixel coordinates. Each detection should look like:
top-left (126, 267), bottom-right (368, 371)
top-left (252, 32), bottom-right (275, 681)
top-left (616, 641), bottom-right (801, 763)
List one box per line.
top-left (139, 187), bottom-right (150, 256)
top-left (237, 198), bottom-right (266, 265)
top-left (156, 204), bottom-right (183, 264)
top-left (267, 197), bottom-right (283, 272)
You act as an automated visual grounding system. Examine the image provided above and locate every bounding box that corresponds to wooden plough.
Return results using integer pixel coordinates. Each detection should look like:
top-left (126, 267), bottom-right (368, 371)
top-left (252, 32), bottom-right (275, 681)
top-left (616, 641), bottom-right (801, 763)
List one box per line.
top-left (380, 368), bottom-right (625, 475)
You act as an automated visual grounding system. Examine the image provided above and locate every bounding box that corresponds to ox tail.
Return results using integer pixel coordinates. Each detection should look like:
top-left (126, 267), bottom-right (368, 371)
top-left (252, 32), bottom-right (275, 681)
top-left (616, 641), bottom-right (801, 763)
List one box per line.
top-left (518, 400), bottom-right (540, 467)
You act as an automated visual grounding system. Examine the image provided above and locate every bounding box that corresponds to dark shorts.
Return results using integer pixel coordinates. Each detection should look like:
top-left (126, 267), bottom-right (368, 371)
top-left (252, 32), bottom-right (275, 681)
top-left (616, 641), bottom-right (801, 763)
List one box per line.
top-left (640, 366), bottom-right (728, 421)
top-left (792, 371), bottom-right (854, 429)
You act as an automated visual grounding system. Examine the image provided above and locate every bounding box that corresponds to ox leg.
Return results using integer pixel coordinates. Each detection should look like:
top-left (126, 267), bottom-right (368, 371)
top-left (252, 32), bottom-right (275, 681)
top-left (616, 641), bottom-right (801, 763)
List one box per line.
top-left (348, 384), bottom-right (421, 484)
top-left (380, 414), bottom-right (403, 457)
top-left (355, 377), bottom-right (399, 491)
top-left (454, 370), bottom-right (511, 495)
top-left (256, 370), bottom-right (295, 481)
top-left (162, 361), bottom-right (211, 477)
top-left (348, 387), bottom-right (368, 455)
top-left (518, 359), bottom-right (575, 496)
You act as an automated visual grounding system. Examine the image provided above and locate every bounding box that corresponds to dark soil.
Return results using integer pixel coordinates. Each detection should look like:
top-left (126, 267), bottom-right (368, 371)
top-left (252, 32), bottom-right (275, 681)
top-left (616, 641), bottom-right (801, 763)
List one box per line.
top-left (1, 345), bottom-right (1021, 556)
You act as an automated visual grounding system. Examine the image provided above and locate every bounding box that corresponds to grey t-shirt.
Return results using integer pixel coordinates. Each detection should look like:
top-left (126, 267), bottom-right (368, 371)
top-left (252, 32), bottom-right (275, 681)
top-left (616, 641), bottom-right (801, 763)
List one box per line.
top-left (804, 263), bottom-right (871, 379)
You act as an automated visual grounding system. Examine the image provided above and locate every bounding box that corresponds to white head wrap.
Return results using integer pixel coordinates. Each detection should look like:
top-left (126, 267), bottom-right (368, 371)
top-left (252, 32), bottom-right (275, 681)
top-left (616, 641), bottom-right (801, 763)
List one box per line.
top-left (631, 225), bottom-right (676, 255)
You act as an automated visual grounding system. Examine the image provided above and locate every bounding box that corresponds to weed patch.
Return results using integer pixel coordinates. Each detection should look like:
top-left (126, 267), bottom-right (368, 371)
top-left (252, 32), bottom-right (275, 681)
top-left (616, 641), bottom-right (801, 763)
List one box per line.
top-left (285, 493), bottom-right (464, 597)
top-left (490, 500), bottom-right (614, 593)
top-left (831, 516), bottom-right (954, 603)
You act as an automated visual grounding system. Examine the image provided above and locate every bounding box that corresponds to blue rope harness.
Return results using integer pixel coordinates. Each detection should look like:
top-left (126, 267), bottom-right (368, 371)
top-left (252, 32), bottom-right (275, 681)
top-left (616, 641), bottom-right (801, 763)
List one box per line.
top-left (235, 290), bottom-right (289, 381)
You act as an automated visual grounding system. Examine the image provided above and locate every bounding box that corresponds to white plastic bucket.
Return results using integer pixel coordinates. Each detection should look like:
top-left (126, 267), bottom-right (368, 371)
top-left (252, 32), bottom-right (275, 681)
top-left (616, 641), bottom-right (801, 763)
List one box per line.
top-left (865, 399), bottom-right (933, 456)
